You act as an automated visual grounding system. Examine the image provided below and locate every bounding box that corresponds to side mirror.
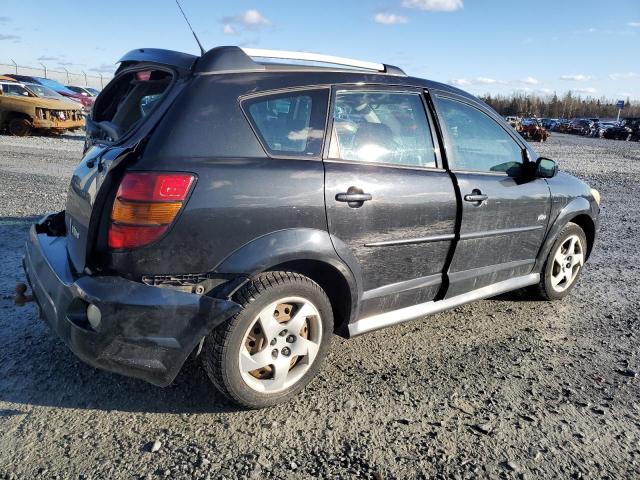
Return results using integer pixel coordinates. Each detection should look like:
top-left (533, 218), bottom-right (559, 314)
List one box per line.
top-left (536, 157), bottom-right (557, 178)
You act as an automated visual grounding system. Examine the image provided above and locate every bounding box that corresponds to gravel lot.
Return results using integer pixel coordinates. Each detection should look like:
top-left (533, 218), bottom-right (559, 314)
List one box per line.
top-left (0, 132), bottom-right (639, 479)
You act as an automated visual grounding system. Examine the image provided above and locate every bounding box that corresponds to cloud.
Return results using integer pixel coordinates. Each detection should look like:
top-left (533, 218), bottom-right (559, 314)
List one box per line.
top-left (374, 13), bottom-right (409, 24)
top-left (222, 9), bottom-right (270, 33)
top-left (520, 76), bottom-right (539, 85)
top-left (37, 56), bottom-right (59, 62)
top-left (574, 87), bottom-right (597, 94)
top-left (448, 78), bottom-right (471, 86)
top-left (475, 77), bottom-right (502, 84)
top-left (402, 0), bottom-right (463, 11)
top-left (448, 77), bottom-right (507, 86)
top-left (559, 74), bottom-right (590, 81)
top-left (608, 72), bottom-right (639, 80)
top-left (627, 21), bottom-right (640, 27)
top-left (0, 16), bottom-right (10, 23)
top-left (0, 34), bottom-right (20, 41)
top-left (223, 24), bottom-right (237, 35)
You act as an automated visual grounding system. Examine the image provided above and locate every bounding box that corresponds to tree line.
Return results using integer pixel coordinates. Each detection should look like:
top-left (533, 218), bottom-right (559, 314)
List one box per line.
top-left (479, 92), bottom-right (639, 119)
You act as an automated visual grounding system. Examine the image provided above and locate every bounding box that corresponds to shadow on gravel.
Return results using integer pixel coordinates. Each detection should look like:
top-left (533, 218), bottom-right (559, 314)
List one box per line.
top-left (489, 288), bottom-right (546, 302)
top-left (0, 215), bottom-right (242, 415)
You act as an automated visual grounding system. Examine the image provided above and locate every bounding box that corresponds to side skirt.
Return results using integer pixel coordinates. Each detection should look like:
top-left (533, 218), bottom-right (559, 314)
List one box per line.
top-left (348, 273), bottom-right (539, 336)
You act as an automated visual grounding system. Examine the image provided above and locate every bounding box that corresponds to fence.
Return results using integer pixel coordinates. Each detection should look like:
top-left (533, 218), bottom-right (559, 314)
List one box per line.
top-left (0, 62), bottom-right (112, 90)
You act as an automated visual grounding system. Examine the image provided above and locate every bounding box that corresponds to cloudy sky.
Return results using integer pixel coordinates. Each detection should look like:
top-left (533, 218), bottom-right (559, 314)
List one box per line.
top-left (0, 0), bottom-right (638, 99)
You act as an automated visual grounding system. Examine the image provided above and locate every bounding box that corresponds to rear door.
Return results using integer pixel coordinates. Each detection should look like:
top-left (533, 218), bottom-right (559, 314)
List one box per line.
top-left (323, 86), bottom-right (457, 318)
top-left (430, 92), bottom-right (551, 297)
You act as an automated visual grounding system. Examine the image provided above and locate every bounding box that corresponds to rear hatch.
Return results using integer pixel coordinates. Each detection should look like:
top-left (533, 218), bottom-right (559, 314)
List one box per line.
top-left (64, 49), bottom-right (196, 273)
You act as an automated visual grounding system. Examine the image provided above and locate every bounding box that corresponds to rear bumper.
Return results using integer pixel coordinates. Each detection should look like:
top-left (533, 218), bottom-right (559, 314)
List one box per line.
top-left (23, 221), bottom-right (240, 387)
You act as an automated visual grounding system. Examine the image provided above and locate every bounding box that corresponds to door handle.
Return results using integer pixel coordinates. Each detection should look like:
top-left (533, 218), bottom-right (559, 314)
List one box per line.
top-left (335, 193), bottom-right (372, 202)
top-left (335, 187), bottom-right (372, 208)
top-left (464, 189), bottom-right (488, 204)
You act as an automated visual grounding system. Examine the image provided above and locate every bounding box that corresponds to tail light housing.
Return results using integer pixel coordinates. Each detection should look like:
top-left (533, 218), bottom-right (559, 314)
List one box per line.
top-left (108, 172), bottom-right (195, 249)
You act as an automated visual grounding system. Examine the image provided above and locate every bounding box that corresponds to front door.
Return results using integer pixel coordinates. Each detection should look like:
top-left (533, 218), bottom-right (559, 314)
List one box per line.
top-left (323, 87), bottom-right (457, 318)
top-left (431, 93), bottom-right (551, 297)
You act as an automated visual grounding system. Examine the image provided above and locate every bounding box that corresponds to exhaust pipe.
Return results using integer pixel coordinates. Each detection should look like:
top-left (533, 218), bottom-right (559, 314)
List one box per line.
top-left (15, 283), bottom-right (34, 306)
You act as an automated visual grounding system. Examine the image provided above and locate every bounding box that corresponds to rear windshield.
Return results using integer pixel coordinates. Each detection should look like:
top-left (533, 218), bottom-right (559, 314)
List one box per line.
top-left (91, 69), bottom-right (173, 139)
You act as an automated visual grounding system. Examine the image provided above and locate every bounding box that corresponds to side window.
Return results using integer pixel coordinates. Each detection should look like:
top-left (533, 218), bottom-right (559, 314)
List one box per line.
top-left (436, 97), bottom-right (524, 175)
top-left (243, 89), bottom-right (329, 158)
top-left (329, 91), bottom-right (436, 168)
top-left (5, 84), bottom-right (29, 97)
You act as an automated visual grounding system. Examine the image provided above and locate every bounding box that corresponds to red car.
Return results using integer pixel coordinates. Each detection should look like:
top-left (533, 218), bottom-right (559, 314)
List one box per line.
top-left (4, 74), bottom-right (94, 110)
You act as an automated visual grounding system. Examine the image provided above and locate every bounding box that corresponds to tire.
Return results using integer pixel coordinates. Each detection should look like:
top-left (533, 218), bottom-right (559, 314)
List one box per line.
top-left (532, 222), bottom-right (587, 301)
top-left (201, 271), bottom-right (334, 408)
top-left (8, 117), bottom-right (32, 137)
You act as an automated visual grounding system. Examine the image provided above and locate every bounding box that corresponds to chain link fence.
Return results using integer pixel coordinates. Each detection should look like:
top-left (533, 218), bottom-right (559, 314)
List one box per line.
top-left (0, 63), bottom-right (112, 90)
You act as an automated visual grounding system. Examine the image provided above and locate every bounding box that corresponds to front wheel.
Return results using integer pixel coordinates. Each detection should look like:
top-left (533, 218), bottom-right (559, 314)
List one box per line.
top-left (201, 272), bottom-right (333, 408)
top-left (533, 222), bottom-right (587, 300)
top-left (8, 118), bottom-right (32, 137)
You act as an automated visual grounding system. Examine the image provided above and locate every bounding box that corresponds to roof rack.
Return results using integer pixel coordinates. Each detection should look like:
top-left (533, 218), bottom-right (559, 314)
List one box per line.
top-left (195, 46), bottom-right (406, 76)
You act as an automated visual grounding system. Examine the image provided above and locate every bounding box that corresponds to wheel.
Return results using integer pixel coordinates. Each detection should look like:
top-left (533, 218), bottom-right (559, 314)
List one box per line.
top-left (201, 272), bottom-right (333, 408)
top-left (8, 117), bottom-right (32, 137)
top-left (533, 222), bottom-right (587, 300)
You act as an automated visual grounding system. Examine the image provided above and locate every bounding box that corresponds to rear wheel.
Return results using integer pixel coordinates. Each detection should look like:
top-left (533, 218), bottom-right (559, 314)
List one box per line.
top-left (8, 117), bottom-right (32, 137)
top-left (533, 222), bottom-right (587, 300)
top-left (201, 272), bottom-right (333, 408)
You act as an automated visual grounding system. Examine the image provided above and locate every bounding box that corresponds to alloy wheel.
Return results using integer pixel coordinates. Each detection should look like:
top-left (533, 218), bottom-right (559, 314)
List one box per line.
top-left (238, 296), bottom-right (322, 394)
top-left (550, 234), bottom-right (584, 293)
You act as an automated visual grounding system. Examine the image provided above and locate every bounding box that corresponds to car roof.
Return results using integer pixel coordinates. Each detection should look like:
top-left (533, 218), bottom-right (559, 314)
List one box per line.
top-left (117, 46), bottom-right (478, 102)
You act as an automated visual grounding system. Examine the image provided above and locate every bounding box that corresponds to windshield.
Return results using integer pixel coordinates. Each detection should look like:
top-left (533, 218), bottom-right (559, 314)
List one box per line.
top-left (36, 77), bottom-right (77, 95)
top-left (86, 87), bottom-right (100, 96)
top-left (24, 83), bottom-right (66, 99)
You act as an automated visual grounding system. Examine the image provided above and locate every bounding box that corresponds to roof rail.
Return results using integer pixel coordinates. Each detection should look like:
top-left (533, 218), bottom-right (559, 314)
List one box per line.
top-left (242, 48), bottom-right (385, 72)
top-left (195, 46), bottom-right (406, 76)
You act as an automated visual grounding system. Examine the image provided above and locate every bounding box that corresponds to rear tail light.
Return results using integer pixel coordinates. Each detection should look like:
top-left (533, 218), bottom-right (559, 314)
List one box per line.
top-left (108, 172), bottom-right (195, 250)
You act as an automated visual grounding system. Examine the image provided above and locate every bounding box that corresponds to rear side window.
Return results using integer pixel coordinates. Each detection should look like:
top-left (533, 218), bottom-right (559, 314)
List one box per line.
top-left (435, 96), bottom-right (524, 175)
top-left (328, 90), bottom-right (436, 168)
top-left (242, 89), bottom-right (329, 158)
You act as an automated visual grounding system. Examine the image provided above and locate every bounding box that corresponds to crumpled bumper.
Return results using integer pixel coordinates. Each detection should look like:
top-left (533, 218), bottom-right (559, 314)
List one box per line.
top-left (23, 222), bottom-right (240, 387)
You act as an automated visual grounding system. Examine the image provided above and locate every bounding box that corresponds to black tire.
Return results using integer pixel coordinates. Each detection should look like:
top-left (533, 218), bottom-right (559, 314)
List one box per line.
top-left (8, 117), bottom-right (32, 137)
top-left (201, 271), bottom-right (333, 409)
top-left (532, 222), bottom-right (587, 301)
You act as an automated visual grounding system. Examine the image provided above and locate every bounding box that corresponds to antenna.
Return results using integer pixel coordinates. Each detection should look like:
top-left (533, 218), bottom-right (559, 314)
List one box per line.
top-left (175, 0), bottom-right (206, 56)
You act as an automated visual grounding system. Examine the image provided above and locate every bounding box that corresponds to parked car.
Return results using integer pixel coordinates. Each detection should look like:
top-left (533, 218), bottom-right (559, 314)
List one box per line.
top-left (552, 119), bottom-right (571, 133)
top-left (66, 85), bottom-right (100, 97)
top-left (0, 78), bottom-right (84, 136)
top-left (603, 118), bottom-right (640, 141)
top-left (568, 119), bottom-right (593, 135)
top-left (20, 46), bottom-right (600, 408)
top-left (540, 118), bottom-right (558, 130)
top-left (4, 74), bottom-right (94, 110)
top-left (519, 118), bottom-right (550, 142)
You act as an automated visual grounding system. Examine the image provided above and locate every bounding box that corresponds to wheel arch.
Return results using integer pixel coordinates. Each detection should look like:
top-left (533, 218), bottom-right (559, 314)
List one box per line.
top-left (212, 228), bottom-right (361, 337)
top-left (569, 213), bottom-right (596, 259)
top-left (534, 197), bottom-right (598, 272)
top-left (267, 259), bottom-right (353, 338)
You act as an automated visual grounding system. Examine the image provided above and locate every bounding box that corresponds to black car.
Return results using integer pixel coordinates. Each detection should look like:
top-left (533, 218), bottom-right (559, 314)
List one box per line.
top-left (21, 46), bottom-right (600, 408)
top-left (604, 118), bottom-right (640, 141)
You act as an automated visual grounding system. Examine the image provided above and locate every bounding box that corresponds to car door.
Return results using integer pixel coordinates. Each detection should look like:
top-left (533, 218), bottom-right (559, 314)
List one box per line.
top-left (430, 92), bottom-right (551, 298)
top-left (323, 86), bottom-right (457, 318)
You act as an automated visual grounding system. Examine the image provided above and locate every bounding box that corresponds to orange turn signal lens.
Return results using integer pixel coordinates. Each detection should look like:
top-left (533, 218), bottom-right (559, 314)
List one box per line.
top-left (111, 199), bottom-right (182, 226)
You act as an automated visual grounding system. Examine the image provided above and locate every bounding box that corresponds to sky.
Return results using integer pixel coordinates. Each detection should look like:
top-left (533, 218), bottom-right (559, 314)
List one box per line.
top-left (0, 0), bottom-right (639, 100)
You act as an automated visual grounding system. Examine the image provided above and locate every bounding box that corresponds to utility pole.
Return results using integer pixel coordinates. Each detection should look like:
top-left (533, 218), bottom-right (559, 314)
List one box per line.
top-left (39, 63), bottom-right (47, 79)
top-left (10, 59), bottom-right (17, 74)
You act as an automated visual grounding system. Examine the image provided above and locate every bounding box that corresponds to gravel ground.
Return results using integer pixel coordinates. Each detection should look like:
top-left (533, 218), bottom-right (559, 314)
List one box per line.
top-left (0, 132), bottom-right (639, 479)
